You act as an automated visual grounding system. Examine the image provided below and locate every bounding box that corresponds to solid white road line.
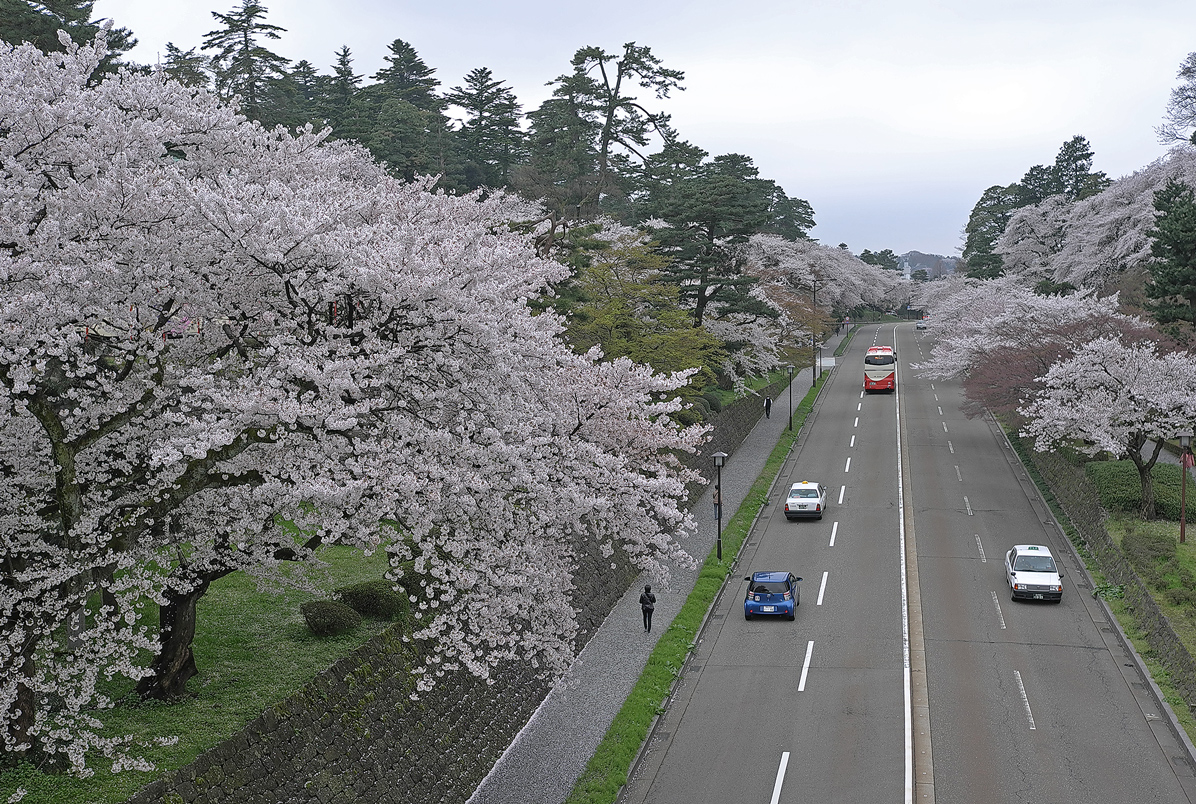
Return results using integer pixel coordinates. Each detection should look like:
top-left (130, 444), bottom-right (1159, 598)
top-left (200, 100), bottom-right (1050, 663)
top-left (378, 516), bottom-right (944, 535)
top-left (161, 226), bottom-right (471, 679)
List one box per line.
top-left (976, 534), bottom-right (986, 562)
top-left (798, 641), bottom-right (814, 691)
top-left (964, 495), bottom-right (973, 516)
top-left (829, 521), bottom-right (838, 547)
top-left (769, 752), bottom-right (790, 804)
top-left (991, 591), bottom-right (1007, 629)
top-left (895, 325), bottom-right (914, 804)
top-left (845, 457), bottom-right (852, 473)
top-left (838, 485), bottom-right (846, 505)
top-left (817, 571), bottom-right (829, 605)
top-left (1014, 670), bottom-right (1037, 729)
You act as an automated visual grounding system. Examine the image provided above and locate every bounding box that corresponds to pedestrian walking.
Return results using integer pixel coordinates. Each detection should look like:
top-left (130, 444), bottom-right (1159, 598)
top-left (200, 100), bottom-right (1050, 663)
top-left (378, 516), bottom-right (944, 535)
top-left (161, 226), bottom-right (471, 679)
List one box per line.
top-left (640, 584), bottom-right (656, 632)
top-left (712, 486), bottom-right (721, 519)
top-left (764, 396), bottom-right (772, 418)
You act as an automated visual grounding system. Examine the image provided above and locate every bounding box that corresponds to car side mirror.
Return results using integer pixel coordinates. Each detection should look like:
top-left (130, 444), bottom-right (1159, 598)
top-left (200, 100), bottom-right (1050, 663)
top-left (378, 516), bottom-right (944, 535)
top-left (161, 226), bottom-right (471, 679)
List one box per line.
top-left (744, 576), bottom-right (751, 582)
top-left (794, 577), bottom-right (803, 583)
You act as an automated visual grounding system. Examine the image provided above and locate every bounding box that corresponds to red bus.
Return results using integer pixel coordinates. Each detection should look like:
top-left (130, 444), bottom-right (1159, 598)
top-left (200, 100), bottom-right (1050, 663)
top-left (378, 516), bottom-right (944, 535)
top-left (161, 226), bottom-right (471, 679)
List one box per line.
top-left (863, 345), bottom-right (896, 393)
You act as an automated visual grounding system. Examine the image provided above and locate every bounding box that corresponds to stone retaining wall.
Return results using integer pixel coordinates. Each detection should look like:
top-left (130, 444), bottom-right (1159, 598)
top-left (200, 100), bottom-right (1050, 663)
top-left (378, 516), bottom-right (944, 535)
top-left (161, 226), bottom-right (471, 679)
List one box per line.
top-left (128, 383), bottom-right (782, 804)
top-left (1021, 444), bottom-right (1196, 718)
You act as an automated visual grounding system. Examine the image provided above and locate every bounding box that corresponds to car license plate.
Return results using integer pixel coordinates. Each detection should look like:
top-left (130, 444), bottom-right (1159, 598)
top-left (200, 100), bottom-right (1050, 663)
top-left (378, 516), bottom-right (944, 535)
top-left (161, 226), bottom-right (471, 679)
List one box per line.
top-left (762, 606), bottom-right (776, 612)
top-left (1033, 594), bottom-right (1044, 599)
top-left (798, 504), bottom-right (808, 509)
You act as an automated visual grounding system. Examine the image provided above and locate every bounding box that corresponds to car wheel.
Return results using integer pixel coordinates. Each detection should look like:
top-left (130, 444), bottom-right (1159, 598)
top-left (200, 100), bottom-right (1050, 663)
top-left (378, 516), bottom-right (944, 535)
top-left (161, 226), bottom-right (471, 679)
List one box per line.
top-left (1009, 587), bottom-right (1016, 602)
top-left (787, 611), bottom-right (795, 621)
top-left (744, 611), bottom-right (752, 620)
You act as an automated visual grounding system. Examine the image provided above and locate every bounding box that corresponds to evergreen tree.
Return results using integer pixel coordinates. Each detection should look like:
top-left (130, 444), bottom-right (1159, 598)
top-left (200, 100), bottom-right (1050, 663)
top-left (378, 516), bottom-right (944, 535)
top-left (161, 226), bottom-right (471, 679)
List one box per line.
top-left (652, 152), bottom-right (776, 326)
top-left (324, 45), bottom-right (361, 133)
top-left (1158, 52), bottom-right (1196, 145)
top-left (962, 184), bottom-right (1018, 279)
top-left (0, 0), bottom-right (135, 71)
top-left (371, 38), bottom-right (442, 111)
top-left (201, 0), bottom-right (291, 125)
top-left (446, 67), bottom-right (524, 189)
top-left (161, 42), bottom-right (210, 89)
top-left (516, 81), bottom-right (601, 220)
top-left (1145, 179), bottom-right (1196, 326)
top-left (859, 248), bottom-right (901, 270)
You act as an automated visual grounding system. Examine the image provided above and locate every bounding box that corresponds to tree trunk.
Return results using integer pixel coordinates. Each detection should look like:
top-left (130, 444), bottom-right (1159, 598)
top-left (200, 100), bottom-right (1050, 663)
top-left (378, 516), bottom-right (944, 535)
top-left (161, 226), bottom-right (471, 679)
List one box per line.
top-left (1128, 432), bottom-right (1164, 521)
top-left (136, 579), bottom-right (211, 700)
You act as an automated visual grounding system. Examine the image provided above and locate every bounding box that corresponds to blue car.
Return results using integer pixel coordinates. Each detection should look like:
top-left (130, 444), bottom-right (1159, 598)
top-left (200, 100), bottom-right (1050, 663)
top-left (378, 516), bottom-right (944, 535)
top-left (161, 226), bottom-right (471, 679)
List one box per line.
top-left (744, 571), bottom-right (802, 620)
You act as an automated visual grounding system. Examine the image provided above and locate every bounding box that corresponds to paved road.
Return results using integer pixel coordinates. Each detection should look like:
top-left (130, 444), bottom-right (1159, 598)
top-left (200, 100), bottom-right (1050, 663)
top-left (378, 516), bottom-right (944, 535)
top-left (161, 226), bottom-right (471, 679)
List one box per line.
top-left (620, 323), bottom-right (1196, 804)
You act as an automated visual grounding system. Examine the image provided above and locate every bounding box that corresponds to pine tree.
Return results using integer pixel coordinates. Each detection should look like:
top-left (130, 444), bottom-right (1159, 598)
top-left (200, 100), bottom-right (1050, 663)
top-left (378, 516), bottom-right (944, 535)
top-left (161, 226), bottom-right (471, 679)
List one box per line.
top-left (161, 42), bottom-right (210, 88)
top-left (446, 67), bottom-right (524, 189)
top-left (1146, 179), bottom-right (1196, 327)
top-left (201, 0), bottom-right (291, 124)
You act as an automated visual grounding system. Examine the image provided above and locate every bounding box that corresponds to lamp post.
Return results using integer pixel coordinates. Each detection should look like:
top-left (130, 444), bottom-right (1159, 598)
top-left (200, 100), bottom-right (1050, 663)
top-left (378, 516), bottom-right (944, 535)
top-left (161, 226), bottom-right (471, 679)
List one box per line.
top-left (785, 364), bottom-right (794, 431)
top-left (713, 451), bottom-right (728, 560)
top-left (1182, 434), bottom-right (1193, 544)
top-left (811, 276), bottom-right (818, 388)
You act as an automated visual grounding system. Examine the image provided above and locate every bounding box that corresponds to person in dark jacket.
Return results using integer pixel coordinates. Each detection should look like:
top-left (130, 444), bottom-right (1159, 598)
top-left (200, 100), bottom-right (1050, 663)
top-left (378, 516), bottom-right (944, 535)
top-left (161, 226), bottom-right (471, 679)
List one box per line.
top-left (640, 584), bottom-right (656, 632)
top-left (764, 396), bottom-right (772, 418)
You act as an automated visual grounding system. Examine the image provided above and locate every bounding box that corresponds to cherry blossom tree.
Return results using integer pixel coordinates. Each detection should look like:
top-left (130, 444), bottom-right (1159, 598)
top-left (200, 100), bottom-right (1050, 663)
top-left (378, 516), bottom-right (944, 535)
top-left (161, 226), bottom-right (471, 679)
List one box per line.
top-left (1020, 337), bottom-right (1196, 519)
top-left (995, 146), bottom-right (1196, 293)
top-left (0, 34), bottom-right (704, 775)
top-left (912, 277), bottom-right (1158, 416)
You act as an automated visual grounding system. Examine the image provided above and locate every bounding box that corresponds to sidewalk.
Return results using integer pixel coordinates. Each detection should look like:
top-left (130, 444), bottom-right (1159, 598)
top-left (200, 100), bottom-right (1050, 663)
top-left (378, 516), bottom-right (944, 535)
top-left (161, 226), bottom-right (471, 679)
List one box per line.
top-left (468, 330), bottom-right (850, 804)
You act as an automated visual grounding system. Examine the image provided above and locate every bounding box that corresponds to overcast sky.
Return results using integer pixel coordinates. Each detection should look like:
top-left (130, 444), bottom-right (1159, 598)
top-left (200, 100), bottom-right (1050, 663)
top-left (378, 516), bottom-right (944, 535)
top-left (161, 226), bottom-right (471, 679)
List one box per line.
top-left (93, 0), bottom-right (1195, 257)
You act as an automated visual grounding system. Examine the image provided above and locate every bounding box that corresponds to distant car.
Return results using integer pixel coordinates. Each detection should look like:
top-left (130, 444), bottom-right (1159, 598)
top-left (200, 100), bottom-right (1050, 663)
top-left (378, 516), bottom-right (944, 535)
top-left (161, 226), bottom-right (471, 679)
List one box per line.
top-left (785, 481), bottom-right (827, 520)
top-left (916, 319), bottom-right (927, 330)
top-left (744, 571), bottom-right (802, 620)
top-left (1005, 544), bottom-right (1064, 603)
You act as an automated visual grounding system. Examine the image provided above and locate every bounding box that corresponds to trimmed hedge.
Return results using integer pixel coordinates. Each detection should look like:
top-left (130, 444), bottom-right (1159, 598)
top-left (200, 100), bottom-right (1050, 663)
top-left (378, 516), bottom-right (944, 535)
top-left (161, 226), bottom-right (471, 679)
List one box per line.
top-left (336, 578), bottom-right (408, 620)
top-left (300, 599), bottom-right (362, 636)
top-left (1084, 459), bottom-right (1196, 520)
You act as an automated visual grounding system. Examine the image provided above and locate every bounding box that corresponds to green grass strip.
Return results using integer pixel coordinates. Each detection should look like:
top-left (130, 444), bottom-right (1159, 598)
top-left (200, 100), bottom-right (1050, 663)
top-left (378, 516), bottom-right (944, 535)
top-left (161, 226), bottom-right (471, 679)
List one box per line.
top-left (565, 373), bottom-right (827, 804)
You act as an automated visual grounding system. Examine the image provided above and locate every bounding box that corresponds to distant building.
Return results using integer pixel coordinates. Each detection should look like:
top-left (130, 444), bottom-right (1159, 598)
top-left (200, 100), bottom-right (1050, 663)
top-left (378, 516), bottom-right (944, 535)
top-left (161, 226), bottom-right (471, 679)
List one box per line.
top-left (898, 251), bottom-right (958, 280)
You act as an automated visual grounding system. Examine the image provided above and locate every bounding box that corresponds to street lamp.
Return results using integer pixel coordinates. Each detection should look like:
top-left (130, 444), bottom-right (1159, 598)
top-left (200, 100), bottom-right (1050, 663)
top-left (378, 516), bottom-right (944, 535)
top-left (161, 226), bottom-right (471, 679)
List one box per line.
top-left (810, 276), bottom-right (818, 388)
top-left (1182, 434), bottom-right (1193, 544)
top-left (785, 364), bottom-right (794, 431)
top-left (713, 451), bottom-right (728, 560)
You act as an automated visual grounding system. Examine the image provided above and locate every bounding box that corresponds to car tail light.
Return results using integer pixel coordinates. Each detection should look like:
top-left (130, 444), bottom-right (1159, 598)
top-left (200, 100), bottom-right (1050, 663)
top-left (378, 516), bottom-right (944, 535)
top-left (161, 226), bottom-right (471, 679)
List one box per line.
top-left (815, 504), bottom-right (821, 512)
top-left (785, 504), bottom-right (791, 512)
top-left (784, 591), bottom-right (792, 600)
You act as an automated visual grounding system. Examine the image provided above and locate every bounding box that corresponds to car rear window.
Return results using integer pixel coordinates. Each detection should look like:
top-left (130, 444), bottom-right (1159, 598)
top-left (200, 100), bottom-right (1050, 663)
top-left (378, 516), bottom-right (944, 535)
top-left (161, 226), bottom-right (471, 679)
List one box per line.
top-left (1013, 555), bottom-right (1056, 573)
top-left (751, 581), bottom-right (789, 594)
top-left (790, 488), bottom-right (819, 498)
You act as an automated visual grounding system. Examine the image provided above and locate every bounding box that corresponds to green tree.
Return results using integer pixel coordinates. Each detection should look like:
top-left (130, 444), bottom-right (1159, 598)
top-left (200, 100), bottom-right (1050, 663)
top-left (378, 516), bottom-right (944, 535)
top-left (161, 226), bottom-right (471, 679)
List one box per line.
top-left (1145, 179), bottom-right (1196, 326)
top-left (1158, 52), bottom-right (1196, 145)
top-left (445, 67), bottom-right (524, 188)
top-left (652, 152), bottom-right (776, 327)
top-left (201, 0), bottom-right (291, 125)
top-left (962, 184), bottom-right (1018, 278)
top-left (516, 80), bottom-right (601, 220)
top-left (0, 0), bottom-right (135, 71)
top-left (161, 42), bottom-right (210, 88)
top-left (859, 248), bottom-right (901, 270)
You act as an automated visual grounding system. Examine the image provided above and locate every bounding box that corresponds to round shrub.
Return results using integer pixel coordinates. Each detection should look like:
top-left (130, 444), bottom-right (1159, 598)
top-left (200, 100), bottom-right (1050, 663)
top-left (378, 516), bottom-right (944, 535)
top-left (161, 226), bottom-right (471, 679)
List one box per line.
top-left (336, 579), bottom-right (407, 619)
top-left (701, 391), bottom-right (723, 414)
top-left (300, 599), bottom-right (362, 636)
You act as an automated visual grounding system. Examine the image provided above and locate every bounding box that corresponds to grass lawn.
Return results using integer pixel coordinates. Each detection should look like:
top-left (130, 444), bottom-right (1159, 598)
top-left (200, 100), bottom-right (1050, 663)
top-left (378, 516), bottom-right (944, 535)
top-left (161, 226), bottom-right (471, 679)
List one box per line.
top-left (1, 546), bottom-right (394, 804)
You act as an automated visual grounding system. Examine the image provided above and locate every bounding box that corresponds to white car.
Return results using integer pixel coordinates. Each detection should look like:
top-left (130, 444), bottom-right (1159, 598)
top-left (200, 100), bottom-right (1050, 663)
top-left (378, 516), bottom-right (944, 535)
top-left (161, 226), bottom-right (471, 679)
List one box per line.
top-left (784, 481), bottom-right (827, 520)
top-left (1005, 544), bottom-right (1064, 603)
top-left (915, 318), bottom-right (928, 330)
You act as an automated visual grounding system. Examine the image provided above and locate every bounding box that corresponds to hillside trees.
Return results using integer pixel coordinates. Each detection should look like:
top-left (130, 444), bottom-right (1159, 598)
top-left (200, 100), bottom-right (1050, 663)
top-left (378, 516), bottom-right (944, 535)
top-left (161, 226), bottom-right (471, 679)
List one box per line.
top-left (0, 0), bottom-right (134, 70)
top-left (962, 136), bottom-right (1110, 278)
top-left (0, 35), bottom-right (704, 774)
top-left (445, 66), bottom-right (524, 189)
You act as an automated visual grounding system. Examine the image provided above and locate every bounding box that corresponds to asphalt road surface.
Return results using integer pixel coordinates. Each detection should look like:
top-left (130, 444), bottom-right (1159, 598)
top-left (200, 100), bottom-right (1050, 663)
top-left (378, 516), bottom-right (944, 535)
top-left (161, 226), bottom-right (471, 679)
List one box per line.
top-left (620, 323), bottom-right (1196, 804)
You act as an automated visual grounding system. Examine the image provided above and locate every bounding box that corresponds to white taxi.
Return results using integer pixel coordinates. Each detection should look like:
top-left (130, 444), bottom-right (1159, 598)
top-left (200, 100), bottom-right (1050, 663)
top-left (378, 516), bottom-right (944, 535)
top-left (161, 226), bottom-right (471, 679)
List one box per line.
top-left (1005, 544), bottom-right (1064, 603)
top-left (784, 481), bottom-right (827, 521)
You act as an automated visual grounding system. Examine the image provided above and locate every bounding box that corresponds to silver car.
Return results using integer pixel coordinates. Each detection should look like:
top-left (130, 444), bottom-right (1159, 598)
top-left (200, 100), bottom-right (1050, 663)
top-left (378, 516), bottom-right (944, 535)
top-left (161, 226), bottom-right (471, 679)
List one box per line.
top-left (1005, 544), bottom-right (1064, 603)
